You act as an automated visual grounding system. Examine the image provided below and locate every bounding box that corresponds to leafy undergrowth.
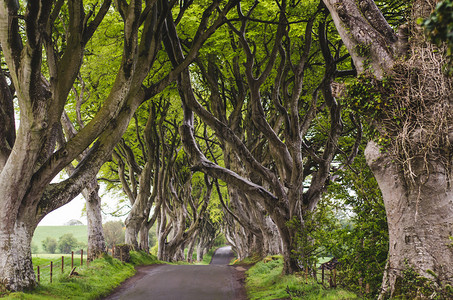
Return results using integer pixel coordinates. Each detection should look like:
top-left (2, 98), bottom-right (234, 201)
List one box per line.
top-left (3, 251), bottom-right (160, 300)
top-left (246, 256), bottom-right (358, 300)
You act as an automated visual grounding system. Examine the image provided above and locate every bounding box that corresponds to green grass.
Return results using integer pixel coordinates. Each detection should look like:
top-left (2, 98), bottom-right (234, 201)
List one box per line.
top-left (32, 226), bottom-right (88, 253)
top-left (2, 251), bottom-right (160, 299)
top-left (246, 256), bottom-right (358, 300)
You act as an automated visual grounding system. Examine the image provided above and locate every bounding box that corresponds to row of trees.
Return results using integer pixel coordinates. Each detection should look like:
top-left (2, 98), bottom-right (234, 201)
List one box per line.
top-left (0, 0), bottom-right (451, 298)
top-left (41, 234), bottom-right (82, 254)
top-left (38, 221), bottom-right (129, 254)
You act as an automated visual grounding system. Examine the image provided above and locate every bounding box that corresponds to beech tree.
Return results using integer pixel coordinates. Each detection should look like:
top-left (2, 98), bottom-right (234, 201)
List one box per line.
top-left (110, 102), bottom-right (164, 252)
top-left (0, 0), bottom-right (237, 291)
top-left (157, 169), bottom-right (212, 261)
top-left (322, 0), bottom-right (453, 297)
top-left (165, 0), bottom-right (360, 274)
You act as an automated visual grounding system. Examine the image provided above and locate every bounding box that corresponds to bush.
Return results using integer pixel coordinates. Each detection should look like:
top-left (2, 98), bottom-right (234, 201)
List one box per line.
top-left (57, 233), bottom-right (79, 254)
top-left (42, 237), bottom-right (57, 254)
top-left (103, 221), bottom-right (125, 249)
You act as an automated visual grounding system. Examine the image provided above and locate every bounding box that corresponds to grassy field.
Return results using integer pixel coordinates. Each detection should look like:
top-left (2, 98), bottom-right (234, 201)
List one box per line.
top-left (32, 226), bottom-right (88, 253)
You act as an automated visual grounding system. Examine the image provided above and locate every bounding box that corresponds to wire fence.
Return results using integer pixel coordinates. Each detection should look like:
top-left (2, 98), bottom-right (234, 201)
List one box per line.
top-left (34, 250), bottom-right (87, 284)
top-left (34, 247), bottom-right (123, 284)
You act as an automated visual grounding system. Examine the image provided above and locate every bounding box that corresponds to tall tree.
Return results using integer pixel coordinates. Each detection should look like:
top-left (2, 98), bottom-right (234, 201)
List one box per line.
top-left (165, 0), bottom-right (359, 273)
top-left (0, 0), bottom-right (237, 291)
top-left (322, 0), bottom-right (453, 297)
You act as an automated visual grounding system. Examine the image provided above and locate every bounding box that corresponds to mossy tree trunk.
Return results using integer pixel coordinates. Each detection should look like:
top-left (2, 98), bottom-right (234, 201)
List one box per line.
top-left (322, 0), bottom-right (453, 296)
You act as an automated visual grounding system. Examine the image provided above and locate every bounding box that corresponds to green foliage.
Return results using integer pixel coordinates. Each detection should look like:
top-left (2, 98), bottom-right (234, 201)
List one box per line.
top-left (212, 234), bottom-right (226, 247)
top-left (199, 248), bottom-right (217, 265)
top-left (324, 153), bottom-right (388, 298)
top-left (32, 226), bottom-right (88, 254)
top-left (345, 75), bottom-right (394, 121)
top-left (287, 213), bottom-right (323, 272)
top-left (30, 242), bottom-right (38, 254)
top-left (57, 233), bottom-right (80, 254)
top-left (150, 243), bottom-right (158, 256)
top-left (246, 256), bottom-right (357, 300)
top-left (423, 0), bottom-right (453, 72)
top-left (41, 237), bottom-right (57, 254)
top-left (375, 0), bottom-right (412, 27)
top-left (102, 221), bottom-right (125, 249)
top-left (393, 263), bottom-right (453, 299)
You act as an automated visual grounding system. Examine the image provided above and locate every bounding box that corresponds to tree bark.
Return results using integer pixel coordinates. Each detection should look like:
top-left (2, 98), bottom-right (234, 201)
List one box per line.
top-left (83, 179), bottom-right (106, 261)
top-left (186, 229), bottom-right (198, 263)
top-left (322, 0), bottom-right (453, 296)
top-left (0, 215), bottom-right (36, 291)
top-left (366, 142), bottom-right (453, 297)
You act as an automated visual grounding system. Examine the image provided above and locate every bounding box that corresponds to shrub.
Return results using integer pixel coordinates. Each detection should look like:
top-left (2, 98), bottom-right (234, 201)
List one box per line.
top-left (42, 237), bottom-right (58, 254)
top-left (57, 233), bottom-right (79, 254)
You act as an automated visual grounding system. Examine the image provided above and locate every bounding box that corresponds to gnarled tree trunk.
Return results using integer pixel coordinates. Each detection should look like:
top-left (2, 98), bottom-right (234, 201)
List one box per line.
top-left (366, 142), bottom-right (453, 297)
top-left (0, 216), bottom-right (36, 291)
top-left (83, 180), bottom-right (106, 261)
top-left (323, 0), bottom-right (453, 296)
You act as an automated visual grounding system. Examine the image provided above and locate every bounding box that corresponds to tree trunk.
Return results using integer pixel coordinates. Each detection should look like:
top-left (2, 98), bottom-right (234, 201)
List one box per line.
top-left (138, 222), bottom-right (151, 253)
top-left (278, 226), bottom-right (299, 275)
top-left (0, 219), bottom-right (36, 291)
top-left (322, 0), bottom-right (453, 296)
top-left (124, 217), bottom-right (140, 250)
top-left (366, 142), bottom-right (453, 297)
top-left (186, 230), bottom-right (198, 263)
top-left (261, 217), bottom-right (282, 255)
top-left (196, 237), bottom-right (205, 262)
top-left (83, 180), bottom-right (106, 261)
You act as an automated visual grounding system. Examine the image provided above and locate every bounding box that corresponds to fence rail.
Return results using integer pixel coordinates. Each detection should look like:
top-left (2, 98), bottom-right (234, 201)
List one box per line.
top-left (34, 250), bottom-right (89, 284)
top-left (33, 247), bottom-right (123, 284)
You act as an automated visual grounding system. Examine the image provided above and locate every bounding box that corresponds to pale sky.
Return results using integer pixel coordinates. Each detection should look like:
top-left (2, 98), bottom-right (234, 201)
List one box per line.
top-left (38, 188), bottom-right (127, 226)
top-left (38, 195), bottom-right (87, 226)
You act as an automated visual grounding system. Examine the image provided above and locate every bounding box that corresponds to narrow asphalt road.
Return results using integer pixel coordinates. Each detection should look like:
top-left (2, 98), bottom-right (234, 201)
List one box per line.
top-left (103, 246), bottom-right (246, 300)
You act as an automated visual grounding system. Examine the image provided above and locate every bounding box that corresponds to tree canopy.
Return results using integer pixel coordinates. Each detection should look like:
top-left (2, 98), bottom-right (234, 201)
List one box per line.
top-left (0, 0), bottom-right (452, 297)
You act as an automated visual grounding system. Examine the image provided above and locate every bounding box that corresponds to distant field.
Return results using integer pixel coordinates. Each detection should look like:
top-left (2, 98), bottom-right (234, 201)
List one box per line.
top-left (32, 225), bottom-right (88, 253)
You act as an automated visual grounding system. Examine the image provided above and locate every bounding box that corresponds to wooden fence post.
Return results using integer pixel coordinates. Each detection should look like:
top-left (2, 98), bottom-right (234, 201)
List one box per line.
top-left (61, 256), bottom-right (64, 273)
top-left (71, 251), bottom-right (74, 269)
top-left (81, 249), bottom-right (83, 266)
top-left (50, 261), bottom-right (53, 283)
top-left (37, 266), bottom-right (40, 282)
top-left (321, 266), bottom-right (325, 285)
top-left (333, 268), bottom-right (337, 288)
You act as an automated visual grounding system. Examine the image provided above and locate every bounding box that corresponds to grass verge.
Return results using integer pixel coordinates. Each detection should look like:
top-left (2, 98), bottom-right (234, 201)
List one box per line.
top-left (246, 256), bottom-right (358, 300)
top-left (3, 251), bottom-right (160, 299)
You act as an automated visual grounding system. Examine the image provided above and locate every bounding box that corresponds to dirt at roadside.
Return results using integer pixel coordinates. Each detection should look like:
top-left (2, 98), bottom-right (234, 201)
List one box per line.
top-left (231, 265), bottom-right (249, 300)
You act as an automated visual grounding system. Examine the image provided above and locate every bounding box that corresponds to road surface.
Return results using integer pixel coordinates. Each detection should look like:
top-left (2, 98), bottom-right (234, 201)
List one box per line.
top-left (103, 246), bottom-right (246, 300)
